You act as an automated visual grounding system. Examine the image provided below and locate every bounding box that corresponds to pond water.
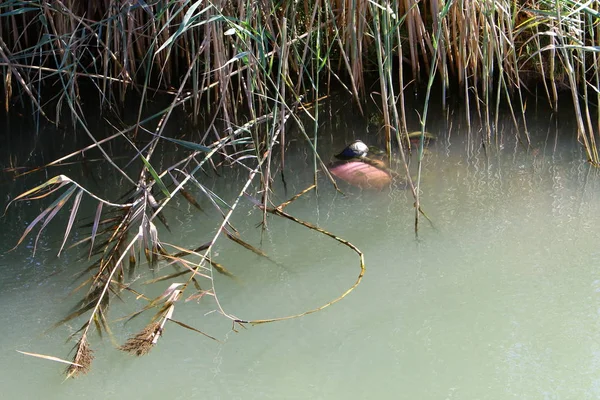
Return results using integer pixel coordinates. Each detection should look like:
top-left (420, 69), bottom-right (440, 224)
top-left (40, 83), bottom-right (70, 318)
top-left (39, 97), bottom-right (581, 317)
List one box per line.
top-left (2, 100), bottom-right (600, 400)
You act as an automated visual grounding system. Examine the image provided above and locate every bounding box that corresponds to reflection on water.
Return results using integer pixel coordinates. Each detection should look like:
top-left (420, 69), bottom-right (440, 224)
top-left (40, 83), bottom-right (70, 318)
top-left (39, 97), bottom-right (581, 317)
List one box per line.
top-left (2, 107), bottom-right (600, 399)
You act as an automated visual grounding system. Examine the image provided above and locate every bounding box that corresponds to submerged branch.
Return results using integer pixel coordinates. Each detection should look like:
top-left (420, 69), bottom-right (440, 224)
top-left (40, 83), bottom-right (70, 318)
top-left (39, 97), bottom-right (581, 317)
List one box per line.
top-left (235, 185), bottom-right (365, 326)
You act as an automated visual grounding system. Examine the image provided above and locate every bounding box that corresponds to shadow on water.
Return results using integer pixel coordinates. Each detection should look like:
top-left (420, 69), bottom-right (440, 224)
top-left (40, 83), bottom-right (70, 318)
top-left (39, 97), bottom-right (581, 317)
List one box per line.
top-left (2, 96), bottom-right (600, 399)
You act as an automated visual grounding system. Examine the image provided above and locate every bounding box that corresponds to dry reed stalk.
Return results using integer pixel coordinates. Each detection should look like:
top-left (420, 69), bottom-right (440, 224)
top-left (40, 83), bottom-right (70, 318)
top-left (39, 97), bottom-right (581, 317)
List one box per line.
top-left (232, 185), bottom-right (365, 326)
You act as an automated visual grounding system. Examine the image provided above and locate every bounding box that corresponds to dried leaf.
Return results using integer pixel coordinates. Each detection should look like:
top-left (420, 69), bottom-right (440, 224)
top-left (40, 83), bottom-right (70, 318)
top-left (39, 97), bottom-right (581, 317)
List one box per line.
top-left (58, 189), bottom-right (83, 257)
top-left (185, 289), bottom-right (214, 302)
top-left (208, 259), bottom-right (234, 277)
top-left (4, 175), bottom-right (70, 214)
top-left (225, 231), bottom-right (268, 257)
top-left (179, 188), bottom-right (203, 211)
top-left (167, 318), bottom-right (221, 342)
top-left (143, 269), bottom-right (193, 284)
top-left (156, 283), bottom-right (185, 301)
top-left (17, 350), bottom-right (82, 367)
top-left (88, 202), bottom-right (103, 259)
top-left (15, 185), bottom-right (77, 254)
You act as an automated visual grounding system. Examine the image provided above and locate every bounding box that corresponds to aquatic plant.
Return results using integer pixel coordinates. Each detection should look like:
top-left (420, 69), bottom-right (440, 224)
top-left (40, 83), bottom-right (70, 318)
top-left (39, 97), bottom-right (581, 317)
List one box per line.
top-left (3, 0), bottom-right (600, 376)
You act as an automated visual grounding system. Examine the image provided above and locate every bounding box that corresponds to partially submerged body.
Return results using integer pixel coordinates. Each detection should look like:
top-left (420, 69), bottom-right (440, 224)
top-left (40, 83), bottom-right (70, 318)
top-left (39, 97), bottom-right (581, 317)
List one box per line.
top-left (328, 159), bottom-right (392, 189)
top-left (328, 135), bottom-right (435, 189)
top-left (328, 140), bottom-right (392, 189)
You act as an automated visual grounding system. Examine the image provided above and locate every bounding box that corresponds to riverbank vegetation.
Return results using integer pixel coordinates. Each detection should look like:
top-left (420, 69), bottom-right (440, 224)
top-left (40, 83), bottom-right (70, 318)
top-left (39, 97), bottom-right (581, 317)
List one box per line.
top-left (2, 0), bottom-right (600, 376)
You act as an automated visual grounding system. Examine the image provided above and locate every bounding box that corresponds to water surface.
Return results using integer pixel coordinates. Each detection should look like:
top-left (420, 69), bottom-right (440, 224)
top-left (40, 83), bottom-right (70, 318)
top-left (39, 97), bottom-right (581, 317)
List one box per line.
top-left (2, 107), bottom-right (600, 399)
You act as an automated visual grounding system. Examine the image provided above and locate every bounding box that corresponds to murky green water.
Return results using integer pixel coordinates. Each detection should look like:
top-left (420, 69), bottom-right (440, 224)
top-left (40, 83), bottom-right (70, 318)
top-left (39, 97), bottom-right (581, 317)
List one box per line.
top-left (2, 106), bottom-right (600, 399)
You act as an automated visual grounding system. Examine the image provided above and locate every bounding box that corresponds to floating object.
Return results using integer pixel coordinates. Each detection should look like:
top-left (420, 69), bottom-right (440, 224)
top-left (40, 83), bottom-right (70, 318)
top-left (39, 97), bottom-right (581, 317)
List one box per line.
top-left (405, 131), bottom-right (436, 146)
top-left (329, 140), bottom-right (391, 189)
top-left (335, 140), bottom-right (369, 160)
top-left (329, 160), bottom-right (391, 189)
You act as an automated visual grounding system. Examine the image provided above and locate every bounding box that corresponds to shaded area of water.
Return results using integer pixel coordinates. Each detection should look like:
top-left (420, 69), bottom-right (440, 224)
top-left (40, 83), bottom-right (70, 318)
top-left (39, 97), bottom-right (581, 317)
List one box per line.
top-left (2, 104), bottom-right (600, 399)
